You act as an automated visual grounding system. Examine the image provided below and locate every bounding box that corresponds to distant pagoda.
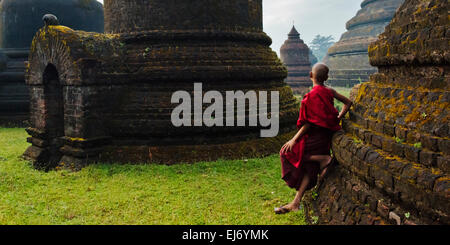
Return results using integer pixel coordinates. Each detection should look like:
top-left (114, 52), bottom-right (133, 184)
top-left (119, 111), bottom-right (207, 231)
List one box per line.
top-left (280, 25), bottom-right (312, 95)
top-left (323, 0), bottom-right (405, 88)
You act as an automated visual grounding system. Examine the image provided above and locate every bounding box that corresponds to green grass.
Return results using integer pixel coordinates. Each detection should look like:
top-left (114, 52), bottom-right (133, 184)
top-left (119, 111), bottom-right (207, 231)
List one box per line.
top-left (0, 128), bottom-right (306, 225)
top-left (332, 86), bottom-right (352, 111)
top-left (332, 86), bottom-right (352, 98)
top-left (294, 86), bottom-right (352, 111)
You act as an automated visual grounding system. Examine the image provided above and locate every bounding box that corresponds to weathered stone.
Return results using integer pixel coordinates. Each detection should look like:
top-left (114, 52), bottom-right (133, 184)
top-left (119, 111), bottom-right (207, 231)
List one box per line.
top-left (381, 137), bottom-right (395, 153)
top-left (0, 0), bottom-right (104, 127)
top-left (437, 156), bottom-right (450, 173)
top-left (401, 164), bottom-right (419, 184)
top-left (416, 170), bottom-right (440, 191)
top-left (384, 124), bottom-right (396, 137)
top-left (419, 150), bottom-right (438, 167)
top-left (421, 135), bottom-right (439, 152)
top-left (391, 142), bottom-right (405, 158)
top-left (356, 145), bottom-right (371, 161)
top-left (371, 134), bottom-right (383, 148)
top-left (280, 26), bottom-right (312, 95)
top-left (404, 145), bottom-right (420, 163)
top-left (433, 177), bottom-right (449, 197)
top-left (438, 138), bottom-right (450, 153)
top-left (395, 127), bottom-right (407, 141)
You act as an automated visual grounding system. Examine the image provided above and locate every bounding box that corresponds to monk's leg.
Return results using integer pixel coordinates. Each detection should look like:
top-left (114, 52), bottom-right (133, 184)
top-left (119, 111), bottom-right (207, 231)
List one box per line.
top-left (283, 170), bottom-right (311, 211)
top-left (305, 155), bottom-right (332, 178)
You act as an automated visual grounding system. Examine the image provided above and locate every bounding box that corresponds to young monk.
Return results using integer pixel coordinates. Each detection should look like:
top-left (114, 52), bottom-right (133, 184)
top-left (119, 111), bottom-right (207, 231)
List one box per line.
top-left (275, 63), bottom-right (352, 214)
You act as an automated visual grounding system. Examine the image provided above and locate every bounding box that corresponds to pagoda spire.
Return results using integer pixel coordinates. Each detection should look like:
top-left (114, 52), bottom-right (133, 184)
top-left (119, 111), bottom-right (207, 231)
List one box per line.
top-left (288, 25), bottom-right (300, 39)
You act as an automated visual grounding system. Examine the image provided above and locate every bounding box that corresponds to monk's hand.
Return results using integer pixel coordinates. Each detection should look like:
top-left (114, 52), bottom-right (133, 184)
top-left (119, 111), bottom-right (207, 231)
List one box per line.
top-left (281, 139), bottom-right (296, 153)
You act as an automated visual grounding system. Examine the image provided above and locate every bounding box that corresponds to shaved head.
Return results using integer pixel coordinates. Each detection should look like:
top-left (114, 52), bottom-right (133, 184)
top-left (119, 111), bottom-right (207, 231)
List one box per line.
top-left (310, 63), bottom-right (329, 83)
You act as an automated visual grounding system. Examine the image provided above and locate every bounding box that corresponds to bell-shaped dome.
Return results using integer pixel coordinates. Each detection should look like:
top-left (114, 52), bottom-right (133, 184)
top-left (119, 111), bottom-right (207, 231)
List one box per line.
top-left (0, 0), bottom-right (104, 49)
top-left (323, 0), bottom-right (404, 87)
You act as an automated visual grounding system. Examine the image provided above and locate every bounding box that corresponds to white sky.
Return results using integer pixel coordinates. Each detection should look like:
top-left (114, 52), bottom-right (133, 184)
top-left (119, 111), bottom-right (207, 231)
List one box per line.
top-left (96, 0), bottom-right (362, 54)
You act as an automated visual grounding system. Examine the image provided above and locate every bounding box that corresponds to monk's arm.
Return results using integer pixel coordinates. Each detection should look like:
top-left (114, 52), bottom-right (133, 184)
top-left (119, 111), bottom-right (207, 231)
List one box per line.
top-left (332, 89), bottom-right (353, 119)
top-left (292, 122), bottom-right (311, 142)
top-left (281, 122), bottom-right (311, 153)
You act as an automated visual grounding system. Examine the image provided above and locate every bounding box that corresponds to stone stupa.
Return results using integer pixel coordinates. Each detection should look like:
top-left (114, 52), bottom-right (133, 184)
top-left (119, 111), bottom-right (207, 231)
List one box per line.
top-left (0, 0), bottom-right (104, 126)
top-left (280, 25), bottom-right (312, 95)
top-left (323, 0), bottom-right (405, 87)
top-left (23, 0), bottom-right (299, 170)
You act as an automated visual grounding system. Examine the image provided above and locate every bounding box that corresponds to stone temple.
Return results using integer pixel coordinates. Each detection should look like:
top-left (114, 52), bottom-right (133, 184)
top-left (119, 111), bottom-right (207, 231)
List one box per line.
top-left (305, 0), bottom-right (449, 225)
top-left (0, 0), bottom-right (104, 126)
top-left (280, 26), bottom-right (312, 95)
top-left (323, 0), bottom-right (404, 87)
top-left (23, 0), bottom-right (299, 170)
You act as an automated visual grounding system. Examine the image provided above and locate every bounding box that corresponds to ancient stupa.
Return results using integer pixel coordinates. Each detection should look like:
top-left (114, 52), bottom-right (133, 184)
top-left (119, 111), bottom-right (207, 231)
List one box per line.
top-left (280, 26), bottom-right (312, 95)
top-left (323, 0), bottom-right (404, 87)
top-left (23, 0), bottom-right (299, 170)
top-left (0, 0), bottom-right (104, 126)
top-left (305, 0), bottom-right (449, 225)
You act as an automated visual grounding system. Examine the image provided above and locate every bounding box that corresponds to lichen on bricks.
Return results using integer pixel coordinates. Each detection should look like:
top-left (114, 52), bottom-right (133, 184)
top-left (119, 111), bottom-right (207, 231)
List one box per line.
top-left (305, 0), bottom-right (449, 225)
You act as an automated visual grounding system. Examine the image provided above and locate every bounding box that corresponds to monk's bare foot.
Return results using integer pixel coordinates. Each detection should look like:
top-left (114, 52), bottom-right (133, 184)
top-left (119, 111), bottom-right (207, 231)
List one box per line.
top-left (319, 157), bottom-right (333, 180)
top-left (274, 203), bottom-right (300, 214)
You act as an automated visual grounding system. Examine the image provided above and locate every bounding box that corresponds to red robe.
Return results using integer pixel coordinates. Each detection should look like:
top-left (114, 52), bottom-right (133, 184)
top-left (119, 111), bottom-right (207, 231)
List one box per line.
top-left (280, 85), bottom-right (341, 190)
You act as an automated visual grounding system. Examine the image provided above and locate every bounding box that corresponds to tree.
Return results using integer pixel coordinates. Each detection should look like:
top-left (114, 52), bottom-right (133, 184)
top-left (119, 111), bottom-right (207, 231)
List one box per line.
top-left (309, 35), bottom-right (335, 62)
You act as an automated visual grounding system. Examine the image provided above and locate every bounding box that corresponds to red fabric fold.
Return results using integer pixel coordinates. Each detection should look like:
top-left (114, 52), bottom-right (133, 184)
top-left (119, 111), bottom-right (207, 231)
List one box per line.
top-left (280, 85), bottom-right (341, 189)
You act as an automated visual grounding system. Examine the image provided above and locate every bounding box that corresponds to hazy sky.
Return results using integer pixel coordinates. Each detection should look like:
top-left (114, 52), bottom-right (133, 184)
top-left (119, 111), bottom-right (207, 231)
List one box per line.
top-left (96, 0), bottom-right (363, 54)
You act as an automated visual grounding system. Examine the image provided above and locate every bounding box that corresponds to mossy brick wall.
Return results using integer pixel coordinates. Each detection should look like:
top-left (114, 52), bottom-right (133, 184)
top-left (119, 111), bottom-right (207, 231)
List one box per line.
top-left (0, 0), bottom-right (104, 126)
top-left (305, 0), bottom-right (449, 225)
top-left (323, 0), bottom-right (404, 88)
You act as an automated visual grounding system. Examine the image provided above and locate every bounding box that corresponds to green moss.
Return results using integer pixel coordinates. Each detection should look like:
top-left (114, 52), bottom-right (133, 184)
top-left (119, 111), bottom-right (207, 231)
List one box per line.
top-left (394, 137), bottom-right (404, 144)
top-left (413, 142), bottom-right (422, 149)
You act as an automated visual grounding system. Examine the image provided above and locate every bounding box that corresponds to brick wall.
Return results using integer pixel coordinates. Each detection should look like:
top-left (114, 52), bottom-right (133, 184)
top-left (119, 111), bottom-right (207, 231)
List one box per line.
top-left (305, 0), bottom-right (449, 225)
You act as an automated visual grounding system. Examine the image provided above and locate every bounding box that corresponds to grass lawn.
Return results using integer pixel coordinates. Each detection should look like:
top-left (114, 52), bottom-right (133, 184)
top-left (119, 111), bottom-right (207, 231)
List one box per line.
top-left (332, 86), bottom-right (353, 111)
top-left (0, 128), bottom-right (306, 225)
top-left (294, 86), bottom-right (353, 111)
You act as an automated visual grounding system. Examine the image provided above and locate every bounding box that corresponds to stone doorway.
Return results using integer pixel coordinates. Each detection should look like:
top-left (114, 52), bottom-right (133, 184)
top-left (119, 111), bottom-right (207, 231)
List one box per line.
top-left (42, 64), bottom-right (64, 169)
